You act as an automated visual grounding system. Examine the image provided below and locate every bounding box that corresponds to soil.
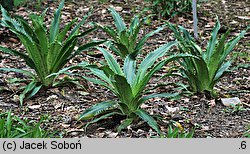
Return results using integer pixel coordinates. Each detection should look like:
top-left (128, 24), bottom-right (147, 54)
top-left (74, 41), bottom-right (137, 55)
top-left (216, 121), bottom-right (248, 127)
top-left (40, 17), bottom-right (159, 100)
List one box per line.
top-left (0, 0), bottom-right (249, 138)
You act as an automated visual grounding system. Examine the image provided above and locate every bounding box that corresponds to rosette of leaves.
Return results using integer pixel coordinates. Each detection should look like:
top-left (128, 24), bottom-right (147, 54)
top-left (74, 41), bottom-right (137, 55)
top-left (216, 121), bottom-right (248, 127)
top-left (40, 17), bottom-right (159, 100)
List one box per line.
top-left (96, 7), bottom-right (164, 59)
top-left (166, 18), bottom-right (248, 97)
top-left (79, 41), bottom-right (193, 134)
top-left (0, 0), bottom-right (104, 105)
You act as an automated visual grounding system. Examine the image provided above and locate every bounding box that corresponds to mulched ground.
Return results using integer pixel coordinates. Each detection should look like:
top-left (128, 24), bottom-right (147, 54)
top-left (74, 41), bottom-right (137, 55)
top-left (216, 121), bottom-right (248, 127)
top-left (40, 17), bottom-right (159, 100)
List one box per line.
top-left (0, 0), bottom-right (249, 138)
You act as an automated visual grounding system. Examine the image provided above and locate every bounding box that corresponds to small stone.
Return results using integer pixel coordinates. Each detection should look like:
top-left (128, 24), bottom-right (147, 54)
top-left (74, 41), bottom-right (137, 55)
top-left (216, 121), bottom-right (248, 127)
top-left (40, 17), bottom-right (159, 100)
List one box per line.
top-left (71, 132), bottom-right (79, 136)
top-left (78, 91), bottom-right (89, 96)
top-left (83, 8), bottom-right (90, 12)
top-left (230, 20), bottom-right (238, 25)
top-left (221, 97), bottom-right (241, 107)
top-left (141, 104), bottom-right (149, 108)
top-left (12, 95), bottom-right (19, 103)
top-left (61, 123), bottom-right (70, 128)
top-left (28, 104), bottom-right (41, 110)
top-left (46, 95), bottom-right (58, 101)
top-left (102, 9), bottom-right (106, 14)
top-left (54, 102), bottom-right (63, 109)
top-left (166, 106), bottom-right (179, 113)
top-left (201, 126), bottom-right (210, 131)
top-left (108, 132), bottom-right (118, 138)
top-left (114, 6), bottom-right (123, 12)
top-left (237, 16), bottom-right (250, 20)
top-left (9, 38), bottom-right (19, 43)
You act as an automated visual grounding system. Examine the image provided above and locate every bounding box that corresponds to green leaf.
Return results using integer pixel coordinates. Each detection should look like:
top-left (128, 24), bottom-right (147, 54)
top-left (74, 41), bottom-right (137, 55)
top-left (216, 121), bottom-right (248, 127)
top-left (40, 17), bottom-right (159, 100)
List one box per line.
top-left (105, 42), bottom-right (123, 57)
top-left (214, 61), bottom-right (231, 81)
top-left (57, 18), bottom-right (78, 43)
top-left (49, 0), bottom-right (64, 43)
top-left (129, 16), bottom-right (140, 53)
top-left (82, 76), bottom-right (116, 94)
top-left (26, 85), bottom-right (42, 100)
top-left (113, 75), bottom-right (134, 106)
top-left (69, 12), bottom-right (90, 38)
top-left (115, 43), bottom-right (129, 58)
top-left (19, 81), bottom-right (37, 106)
top-left (108, 7), bottom-right (126, 33)
top-left (207, 29), bottom-right (230, 79)
top-left (167, 125), bottom-right (179, 138)
top-left (84, 111), bottom-right (121, 132)
top-left (136, 41), bottom-right (177, 83)
top-left (6, 111), bottom-right (12, 136)
top-left (135, 25), bottom-right (164, 54)
top-left (0, 68), bottom-right (35, 78)
top-left (206, 17), bottom-right (220, 62)
top-left (119, 30), bottom-right (129, 49)
top-left (135, 109), bottom-right (161, 135)
top-left (123, 55), bottom-right (136, 85)
top-left (87, 66), bottom-right (113, 85)
top-left (15, 15), bottom-right (39, 44)
top-left (134, 53), bottom-right (193, 95)
top-left (222, 29), bottom-right (246, 62)
top-left (78, 101), bottom-right (117, 120)
top-left (97, 47), bottom-right (123, 75)
top-left (117, 118), bottom-right (133, 132)
top-left (133, 60), bottom-right (166, 97)
top-left (1, 6), bottom-right (30, 38)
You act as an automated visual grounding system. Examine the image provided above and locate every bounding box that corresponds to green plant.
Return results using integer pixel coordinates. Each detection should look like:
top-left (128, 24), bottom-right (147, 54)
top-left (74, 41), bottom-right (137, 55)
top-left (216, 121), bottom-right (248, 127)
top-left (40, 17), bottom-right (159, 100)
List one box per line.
top-left (167, 18), bottom-right (247, 97)
top-left (165, 122), bottom-right (194, 138)
top-left (13, 0), bottom-right (26, 6)
top-left (223, 103), bottom-right (247, 114)
top-left (96, 7), bottom-right (164, 59)
top-left (231, 104), bottom-right (247, 113)
top-left (145, 0), bottom-right (192, 18)
top-left (78, 42), bottom-right (193, 135)
top-left (0, 0), bottom-right (104, 105)
top-left (0, 111), bottom-right (53, 138)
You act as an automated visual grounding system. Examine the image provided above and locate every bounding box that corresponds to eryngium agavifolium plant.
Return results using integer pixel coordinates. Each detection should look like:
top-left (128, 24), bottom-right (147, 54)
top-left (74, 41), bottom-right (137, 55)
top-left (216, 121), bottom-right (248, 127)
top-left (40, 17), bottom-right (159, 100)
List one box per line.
top-left (167, 18), bottom-right (247, 97)
top-left (0, 0), bottom-right (104, 105)
top-left (79, 41), bottom-right (193, 135)
top-left (97, 7), bottom-right (164, 59)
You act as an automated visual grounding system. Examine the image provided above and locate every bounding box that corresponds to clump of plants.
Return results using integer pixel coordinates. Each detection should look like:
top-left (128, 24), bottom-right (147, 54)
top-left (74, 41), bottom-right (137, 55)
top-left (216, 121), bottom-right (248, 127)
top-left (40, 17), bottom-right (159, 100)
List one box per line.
top-left (96, 7), bottom-right (164, 59)
top-left (0, 111), bottom-right (54, 138)
top-left (166, 18), bottom-right (248, 97)
top-left (0, 0), bottom-right (103, 105)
